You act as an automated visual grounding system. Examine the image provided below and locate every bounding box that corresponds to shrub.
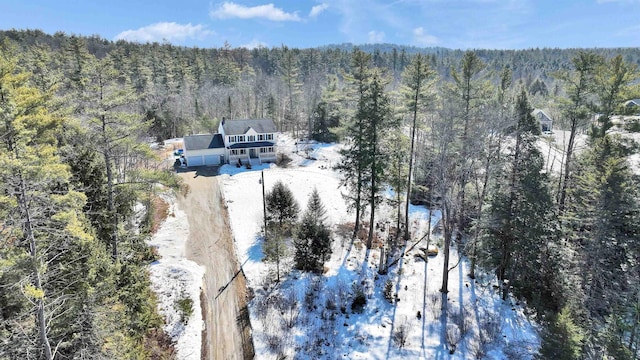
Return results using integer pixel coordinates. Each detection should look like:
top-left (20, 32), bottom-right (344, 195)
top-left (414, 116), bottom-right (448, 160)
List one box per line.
top-left (351, 283), bottom-right (367, 313)
top-left (393, 320), bottom-right (410, 349)
top-left (446, 323), bottom-right (461, 354)
top-left (384, 279), bottom-right (394, 303)
top-left (176, 297), bottom-right (193, 324)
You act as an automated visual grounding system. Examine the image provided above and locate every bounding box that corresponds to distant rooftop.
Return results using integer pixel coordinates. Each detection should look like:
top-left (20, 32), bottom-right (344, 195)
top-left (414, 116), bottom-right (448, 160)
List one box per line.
top-left (221, 118), bottom-right (277, 136)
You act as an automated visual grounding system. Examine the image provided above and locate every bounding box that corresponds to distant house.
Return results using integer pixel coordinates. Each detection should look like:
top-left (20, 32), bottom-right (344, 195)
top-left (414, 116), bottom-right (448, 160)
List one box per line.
top-left (183, 118), bottom-right (278, 167)
top-left (624, 99), bottom-right (640, 110)
top-left (532, 109), bottom-right (553, 132)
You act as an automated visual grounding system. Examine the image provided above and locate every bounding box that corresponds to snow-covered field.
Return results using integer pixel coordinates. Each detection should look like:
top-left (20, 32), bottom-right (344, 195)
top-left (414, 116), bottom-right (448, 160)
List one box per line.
top-left (147, 191), bottom-right (205, 360)
top-left (221, 136), bottom-right (540, 359)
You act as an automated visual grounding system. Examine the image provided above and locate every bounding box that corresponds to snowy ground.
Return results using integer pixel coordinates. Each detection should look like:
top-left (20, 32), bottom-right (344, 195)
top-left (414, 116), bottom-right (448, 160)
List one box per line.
top-left (537, 129), bottom-right (588, 174)
top-left (221, 135), bottom-right (540, 359)
top-left (147, 191), bottom-right (205, 360)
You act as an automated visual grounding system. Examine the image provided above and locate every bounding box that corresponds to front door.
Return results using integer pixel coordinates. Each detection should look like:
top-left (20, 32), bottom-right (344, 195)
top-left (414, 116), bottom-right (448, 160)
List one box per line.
top-left (249, 148), bottom-right (258, 158)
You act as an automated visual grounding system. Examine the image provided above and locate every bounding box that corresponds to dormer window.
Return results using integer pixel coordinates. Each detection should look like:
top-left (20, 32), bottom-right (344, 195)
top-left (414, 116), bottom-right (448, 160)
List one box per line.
top-left (248, 135), bottom-right (255, 142)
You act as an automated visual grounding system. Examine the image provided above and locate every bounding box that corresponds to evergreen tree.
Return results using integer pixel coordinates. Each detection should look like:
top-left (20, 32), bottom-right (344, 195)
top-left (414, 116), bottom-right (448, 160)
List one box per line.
top-left (449, 50), bottom-right (490, 237)
top-left (336, 49), bottom-right (372, 240)
top-left (265, 181), bottom-right (299, 282)
top-left (81, 53), bottom-right (148, 260)
top-left (567, 135), bottom-right (640, 320)
top-left (480, 90), bottom-right (556, 304)
top-left (311, 75), bottom-right (342, 142)
top-left (363, 70), bottom-right (394, 249)
top-left (469, 66), bottom-right (513, 279)
top-left (555, 51), bottom-right (600, 216)
top-left (265, 181), bottom-right (300, 234)
top-left (384, 129), bottom-right (409, 244)
top-left (590, 54), bottom-right (639, 139)
top-left (279, 46), bottom-right (303, 136)
top-left (400, 54), bottom-right (435, 241)
top-left (537, 306), bottom-right (585, 360)
top-left (294, 188), bottom-right (332, 272)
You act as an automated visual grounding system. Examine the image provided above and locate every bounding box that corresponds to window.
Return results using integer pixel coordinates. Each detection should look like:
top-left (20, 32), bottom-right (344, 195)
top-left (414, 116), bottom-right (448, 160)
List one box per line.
top-left (248, 135), bottom-right (255, 142)
top-left (258, 134), bottom-right (264, 141)
top-left (240, 149), bottom-right (246, 155)
top-left (265, 134), bottom-right (273, 141)
top-left (228, 136), bottom-right (235, 143)
top-left (238, 135), bottom-right (245, 142)
top-left (231, 149), bottom-right (238, 155)
top-left (261, 147), bottom-right (274, 153)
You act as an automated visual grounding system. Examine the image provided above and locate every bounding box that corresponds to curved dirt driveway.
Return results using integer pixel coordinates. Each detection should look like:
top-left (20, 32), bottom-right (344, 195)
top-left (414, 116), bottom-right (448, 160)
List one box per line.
top-left (177, 169), bottom-right (254, 360)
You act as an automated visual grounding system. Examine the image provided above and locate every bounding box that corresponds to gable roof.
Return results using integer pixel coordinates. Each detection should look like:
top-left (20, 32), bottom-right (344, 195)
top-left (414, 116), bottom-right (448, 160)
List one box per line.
top-left (221, 118), bottom-right (277, 136)
top-left (625, 99), bottom-right (640, 106)
top-left (532, 109), bottom-right (553, 122)
top-left (183, 134), bottom-right (224, 150)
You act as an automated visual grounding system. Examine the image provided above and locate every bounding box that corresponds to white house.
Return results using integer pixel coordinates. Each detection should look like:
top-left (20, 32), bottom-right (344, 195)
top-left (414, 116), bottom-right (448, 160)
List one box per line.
top-left (218, 118), bottom-right (278, 165)
top-left (532, 109), bottom-right (553, 132)
top-left (183, 118), bottom-right (278, 167)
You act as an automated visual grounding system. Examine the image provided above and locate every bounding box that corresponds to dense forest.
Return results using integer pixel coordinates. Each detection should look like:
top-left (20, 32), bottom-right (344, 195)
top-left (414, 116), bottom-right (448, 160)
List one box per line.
top-left (1, 29), bottom-right (640, 359)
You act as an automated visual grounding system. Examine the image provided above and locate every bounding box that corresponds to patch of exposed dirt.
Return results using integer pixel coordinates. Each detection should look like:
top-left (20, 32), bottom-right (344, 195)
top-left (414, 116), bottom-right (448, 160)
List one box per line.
top-left (177, 169), bottom-right (254, 360)
top-left (151, 195), bottom-right (170, 235)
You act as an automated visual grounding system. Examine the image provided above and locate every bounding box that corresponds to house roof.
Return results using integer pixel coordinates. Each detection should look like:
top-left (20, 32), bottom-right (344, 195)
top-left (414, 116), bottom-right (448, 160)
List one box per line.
top-left (228, 141), bottom-right (275, 149)
top-left (222, 118), bottom-right (277, 135)
top-left (183, 134), bottom-right (225, 150)
top-left (532, 109), bottom-right (553, 122)
top-left (625, 99), bottom-right (640, 106)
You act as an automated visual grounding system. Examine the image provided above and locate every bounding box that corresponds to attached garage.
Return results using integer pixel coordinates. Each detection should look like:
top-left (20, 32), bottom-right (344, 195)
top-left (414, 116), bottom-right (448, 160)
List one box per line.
top-left (183, 134), bottom-right (225, 167)
top-left (186, 155), bottom-right (204, 166)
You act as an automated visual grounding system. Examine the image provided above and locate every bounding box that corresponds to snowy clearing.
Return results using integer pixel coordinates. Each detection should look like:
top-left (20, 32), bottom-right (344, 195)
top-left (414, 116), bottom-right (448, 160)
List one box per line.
top-left (147, 191), bottom-right (205, 360)
top-left (221, 135), bottom-right (540, 359)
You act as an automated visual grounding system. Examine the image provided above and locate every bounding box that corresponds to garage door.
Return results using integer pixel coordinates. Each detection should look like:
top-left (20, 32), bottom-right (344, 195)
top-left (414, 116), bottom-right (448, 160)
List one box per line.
top-left (186, 156), bottom-right (203, 166)
top-left (203, 154), bottom-right (220, 165)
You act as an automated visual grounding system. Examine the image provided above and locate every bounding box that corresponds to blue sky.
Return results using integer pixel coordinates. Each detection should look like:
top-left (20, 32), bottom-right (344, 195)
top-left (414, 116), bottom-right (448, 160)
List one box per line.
top-left (1, 0), bottom-right (638, 49)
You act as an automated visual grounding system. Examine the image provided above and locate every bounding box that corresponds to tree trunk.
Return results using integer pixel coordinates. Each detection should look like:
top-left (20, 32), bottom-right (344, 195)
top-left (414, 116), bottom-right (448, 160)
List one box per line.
top-left (396, 170), bottom-right (401, 246)
top-left (440, 204), bottom-right (453, 294)
top-left (404, 83), bottom-right (420, 241)
top-left (353, 168), bottom-right (362, 240)
top-left (367, 129), bottom-right (377, 249)
top-left (558, 118), bottom-right (577, 216)
top-left (105, 149), bottom-right (118, 260)
top-left (469, 153), bottom-right (492, 279)
top-left (19, 174), bottom-right (54, 360)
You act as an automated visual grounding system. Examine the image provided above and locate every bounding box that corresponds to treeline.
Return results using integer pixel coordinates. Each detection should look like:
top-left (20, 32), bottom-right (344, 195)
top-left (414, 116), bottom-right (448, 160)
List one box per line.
top-left (0, 34), bottom-right (180, 358)
top-left (2, 29), bottom-right (640, 141)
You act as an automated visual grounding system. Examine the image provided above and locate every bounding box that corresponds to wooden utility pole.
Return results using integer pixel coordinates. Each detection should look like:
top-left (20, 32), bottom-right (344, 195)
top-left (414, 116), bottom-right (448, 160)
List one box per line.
top-left (261, 170), bottom-right (267, 238)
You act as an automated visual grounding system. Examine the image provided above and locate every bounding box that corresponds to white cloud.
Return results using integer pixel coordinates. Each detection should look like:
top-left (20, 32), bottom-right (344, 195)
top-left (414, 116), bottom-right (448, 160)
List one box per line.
top-left (114, 22), bottom-right (213, 43)
top-left (413, 27), bottom-right (438, 46)
top-left (368, 30), bottom-right (385, 43)
top-left (309, 3), bottom-right (329, 18)
top-left (241, 39), bottom-right (268, 49)
top-left (210, 2), bottom-right (301, 21)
